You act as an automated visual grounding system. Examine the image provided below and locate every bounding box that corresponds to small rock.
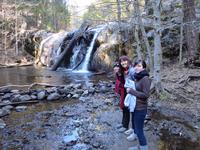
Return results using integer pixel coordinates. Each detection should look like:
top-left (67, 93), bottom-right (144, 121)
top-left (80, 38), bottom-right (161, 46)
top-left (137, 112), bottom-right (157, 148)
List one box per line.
top-left (88, 88), bottom-right (95, 94)
top-left (47, 93), bottom-right (60, 101)
top-left (67, 94), bottom-right (72, 98)
top-left (16, 106), bottom-right (27, 112)
top-left (74, 83), bottom-right (82, 89)
top-left (92, 141), bottom-right (100, 148)
top-left (30, 95), bottom-right (37, 99)
top-left (75, 90), bottom-right (84, 95)
top-left (37, 91), bottom-right (46, 100)
top-left (11, 90), bottom-right (19, 93)
top-left (0, 108), bottom-right (10, 117)
top-left (2, 93), bottom-right (12, 100)
top-left (72, 94), bottom-right (79, 99)
top-left (99, 86), bottom-right (108, 93)
top-left (3, 105), bottom-right (13, 111)
top-left (2, 100), bottom-right (11, 105)
top-left (82, 90), bottom-right (89, 96)
top-left (79, 97), bottom-right (87, 102)
top-left (19, 95), bottom-right (32, 101)
top-left (0, 119), bottom-right (6, 129)
top-left (46, 87), bottom-right (57, 93)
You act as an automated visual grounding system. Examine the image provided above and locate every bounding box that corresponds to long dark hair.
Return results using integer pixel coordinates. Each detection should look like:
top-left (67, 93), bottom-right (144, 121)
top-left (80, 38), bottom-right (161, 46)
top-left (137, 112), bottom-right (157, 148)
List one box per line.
top-left (134, 59), bottom-right (147, 69)
top-left (113, 61), bottom-right (125, 84)
top-left (119, 56), bottom-right (133, 67)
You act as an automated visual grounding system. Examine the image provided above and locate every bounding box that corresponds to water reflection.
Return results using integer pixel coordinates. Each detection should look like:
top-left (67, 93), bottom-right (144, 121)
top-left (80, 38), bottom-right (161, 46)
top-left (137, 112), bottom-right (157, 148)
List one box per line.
top-left (0, 66), bottom-right (110, 86)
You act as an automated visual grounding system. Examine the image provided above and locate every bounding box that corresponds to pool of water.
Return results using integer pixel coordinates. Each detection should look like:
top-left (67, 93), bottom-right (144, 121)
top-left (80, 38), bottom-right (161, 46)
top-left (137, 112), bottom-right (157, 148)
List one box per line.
top-left (0, 66), bottom-right (111, 86)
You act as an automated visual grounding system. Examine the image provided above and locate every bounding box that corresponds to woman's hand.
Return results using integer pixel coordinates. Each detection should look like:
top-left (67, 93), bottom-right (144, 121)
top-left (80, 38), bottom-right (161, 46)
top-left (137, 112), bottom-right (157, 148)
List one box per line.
top-left (126, 88), bottom-right (132, 93)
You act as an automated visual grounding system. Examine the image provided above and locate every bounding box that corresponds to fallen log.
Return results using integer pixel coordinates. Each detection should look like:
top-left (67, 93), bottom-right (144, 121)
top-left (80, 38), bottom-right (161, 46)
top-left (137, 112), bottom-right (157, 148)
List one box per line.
top-left (51, 22), bottom-right (90, 71)
top-left (0, 82), bottom-right (67, 91)
top-left (0, 62), bottom-right (34, 68)
top-left (0, 100), bottom-right (39, 107)
top-left (72, 57), bottom-right (85, 70)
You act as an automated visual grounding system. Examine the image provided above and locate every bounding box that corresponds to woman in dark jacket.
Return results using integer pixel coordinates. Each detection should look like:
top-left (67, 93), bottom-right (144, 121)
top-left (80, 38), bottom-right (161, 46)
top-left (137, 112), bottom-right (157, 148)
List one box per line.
top-left (113, 62), bottom-right (128, 132)
top-left (118, 56), bottom-right (136, 136)
top-left (127, 60), bottom-right (151, 150)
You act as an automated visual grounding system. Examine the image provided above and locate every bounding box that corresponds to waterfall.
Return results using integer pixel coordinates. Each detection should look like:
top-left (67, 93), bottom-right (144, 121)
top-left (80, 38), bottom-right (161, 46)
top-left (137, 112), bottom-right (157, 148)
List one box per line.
top-left (70, 45), bottom-right (81, 68)
top-left (78, 27), bottom-right (103, 72)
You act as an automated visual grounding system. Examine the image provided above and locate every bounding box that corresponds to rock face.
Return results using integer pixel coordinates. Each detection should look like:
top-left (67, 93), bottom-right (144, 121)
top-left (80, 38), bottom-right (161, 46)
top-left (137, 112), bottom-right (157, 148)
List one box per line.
top-left (35, 31), bottom-right (68, 67)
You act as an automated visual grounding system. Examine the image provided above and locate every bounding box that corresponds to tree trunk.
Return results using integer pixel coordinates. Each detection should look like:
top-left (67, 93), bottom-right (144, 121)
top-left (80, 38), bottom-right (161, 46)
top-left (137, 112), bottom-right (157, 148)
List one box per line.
top-left (134, 0), bottom-right (153, 72)
top-left (183, 0), bottom-right (199, 63)
top-left (116, 0), bottom-right (122, 57)
top-left (153, 0), bottom-right (162, 93)
top-left (3, 1), bottom-right (7, 63)
top-left (179, 16), bottom-right (183, 64)
top-left (134, 25), bottom-right (142, 60)
top-left (15, 0), bottom-right (19, 55)
top-left (51, 23), bottom-right (90, 71)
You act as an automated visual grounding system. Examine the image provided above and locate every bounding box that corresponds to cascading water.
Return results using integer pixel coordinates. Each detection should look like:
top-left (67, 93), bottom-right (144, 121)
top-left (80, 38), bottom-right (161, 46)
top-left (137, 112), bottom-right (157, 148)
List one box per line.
top-left (70, 45), bottom-right (81, 68)
top-left (77, 27), bottom-right (104, 73)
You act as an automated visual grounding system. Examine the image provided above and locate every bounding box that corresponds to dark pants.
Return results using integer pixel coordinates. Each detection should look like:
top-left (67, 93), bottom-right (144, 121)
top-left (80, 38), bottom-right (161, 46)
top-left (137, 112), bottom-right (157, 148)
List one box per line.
top-left (132, 109), bottom-right (147, 146)
top-left (122, 107), bottom-right (130, 129)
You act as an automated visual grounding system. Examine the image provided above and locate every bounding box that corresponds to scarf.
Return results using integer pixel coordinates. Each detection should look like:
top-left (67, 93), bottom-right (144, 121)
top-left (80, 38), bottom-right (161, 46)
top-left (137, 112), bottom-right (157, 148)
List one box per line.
top-left (134, 70), bottom-right (149, 81)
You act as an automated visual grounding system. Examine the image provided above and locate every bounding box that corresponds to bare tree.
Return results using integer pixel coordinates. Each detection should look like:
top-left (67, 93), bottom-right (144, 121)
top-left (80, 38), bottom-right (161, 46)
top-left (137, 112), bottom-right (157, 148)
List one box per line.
top-left (134, 0), bottom-right (153, 72)
top-left (153, 0), bottom-right (162, 93)
top-left (3, 0), bottom-right (8, 63)
top-left (15, 0), bottom-right (19, 55)
top-left (134, 25), bottom-right (142, 60)
top-left (116, 0), bottom-right (122, 57)
top-left (183, 0), bottom-right (199, 64)
top-left (179, 13), bottom-right (184, 64)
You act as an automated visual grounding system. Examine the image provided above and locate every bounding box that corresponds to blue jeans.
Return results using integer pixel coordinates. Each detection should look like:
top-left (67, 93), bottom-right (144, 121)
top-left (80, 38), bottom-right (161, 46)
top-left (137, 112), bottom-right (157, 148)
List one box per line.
top-left (132, 109), bottom-right (147, 146)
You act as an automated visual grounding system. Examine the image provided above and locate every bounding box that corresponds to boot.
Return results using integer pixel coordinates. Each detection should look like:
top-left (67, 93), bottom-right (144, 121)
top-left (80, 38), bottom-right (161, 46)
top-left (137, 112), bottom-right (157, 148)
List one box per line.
top-left (140, 145), bottom-right (148, 150)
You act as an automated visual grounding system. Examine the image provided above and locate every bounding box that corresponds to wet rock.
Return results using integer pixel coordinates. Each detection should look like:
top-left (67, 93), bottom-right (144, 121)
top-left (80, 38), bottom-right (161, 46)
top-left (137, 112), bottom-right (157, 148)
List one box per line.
top-left (46, 87), bottom-right (58, 93)
top-left (3, 105), bottom-right (13, 111)
top-left (88, 88), bottom-right (95, 94)
top-left (104, 98), bottom-right (113, 106)
top-left (0, 108), bottom-right (10, 117)
top-left (72, 94), bottom-right (80, 99)
top-left (11, 89), bottom-right (20, 93)
top-left (16, 106), bottom-right (27, 112)
top-left (37, 91), bottom-right (46, 100)
top-left (67, 94), bottom-right (72, 98)
top-left (79, 97), bottom-right (87, 102)
top-left (82, 90), bottom-right (89, 97)
top-left (12, 94), bottom-right (21, 101)
top-left (74, 83), bottom-right (82, 89)
top-left (91, 141), bottom-right (101, 148)
top-left (30, 95), bottom-right (37, 99)
top-left (47, 93), bottom-right (60, 101)
top-left (63, 129), bottom-right (79, 145)
top-left (2, 93), bottom-right (13, 100)
top-left (1, 100), bottom-right (11, 105)
top-left (87, 83), bottom-right (94, 88)
top-left (99, 85), bottom-right (109, 93)
top-left (64, 112), bottom-right (76, 117)
top-left (75, 90), bottom-right (84, 95)
top-left (0, 88), bottom-right (11, 93)
top-left (72, 143), bottom-right (89, 150)
top-left (0, 119), bottom-right (6, 129)
top-left (19, 95), bottom-right (32, 101)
